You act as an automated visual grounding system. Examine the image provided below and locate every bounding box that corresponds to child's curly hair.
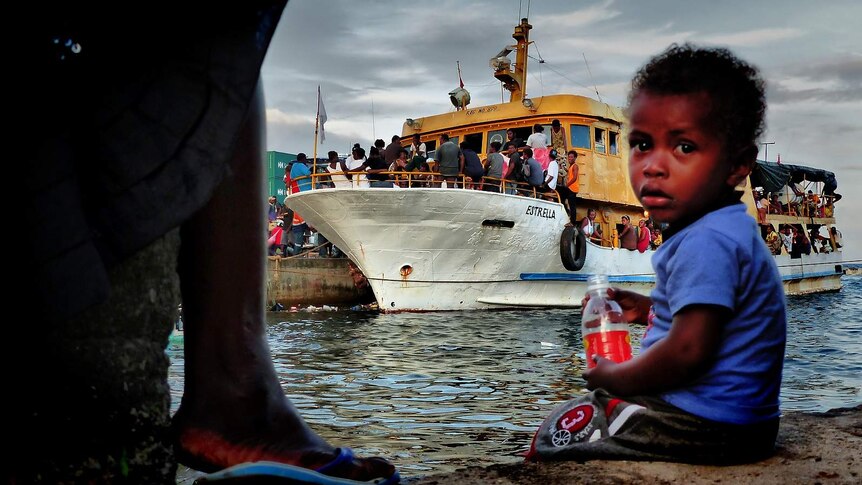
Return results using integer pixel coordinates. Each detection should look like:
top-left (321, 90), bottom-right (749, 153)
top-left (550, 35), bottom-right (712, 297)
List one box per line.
top-left (627, 44), bottom-right (766, 158)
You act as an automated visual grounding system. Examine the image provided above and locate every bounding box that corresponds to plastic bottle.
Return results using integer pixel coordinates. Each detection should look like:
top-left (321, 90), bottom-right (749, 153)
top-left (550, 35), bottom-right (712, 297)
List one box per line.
top-left (581, 274), bottom-right (633, 369)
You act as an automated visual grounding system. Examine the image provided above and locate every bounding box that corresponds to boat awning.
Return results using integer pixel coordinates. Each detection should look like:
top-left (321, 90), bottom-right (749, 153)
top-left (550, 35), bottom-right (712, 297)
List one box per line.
top-left (750, 160), bottom-right (838, 195)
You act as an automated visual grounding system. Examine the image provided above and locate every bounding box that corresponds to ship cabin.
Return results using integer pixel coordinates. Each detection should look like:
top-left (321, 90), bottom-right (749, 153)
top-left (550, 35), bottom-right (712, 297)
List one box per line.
top-left (400, 93), bottom-right (650, 248)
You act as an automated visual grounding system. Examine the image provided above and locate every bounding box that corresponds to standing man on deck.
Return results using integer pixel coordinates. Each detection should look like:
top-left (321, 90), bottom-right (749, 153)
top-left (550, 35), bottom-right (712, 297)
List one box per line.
top-left (384, 135), bottom-right (402, 167)
top-left (435, 133), bottom-right (462, 187)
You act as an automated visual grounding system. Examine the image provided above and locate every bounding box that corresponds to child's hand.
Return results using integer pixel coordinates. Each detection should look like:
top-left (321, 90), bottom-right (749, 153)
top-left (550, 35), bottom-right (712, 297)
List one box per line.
top-left (581, 287), bottom-right (652, 325)
top-left (583, 356), bottom-right (618, 391)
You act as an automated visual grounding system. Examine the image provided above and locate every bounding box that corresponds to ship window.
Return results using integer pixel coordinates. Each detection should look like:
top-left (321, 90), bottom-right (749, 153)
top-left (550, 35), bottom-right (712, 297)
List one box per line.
top-left (464, 132), bottom-right (483, 153)
top-left (510, 127), bottom-right (532, 145)
top-left (609, 132), bottom-right (619, 155)
top-left (487, 129), bottom-right (506, 152)
top-left (424, 140), bottom-right (437, 160)
top-left (570, 125), bottom-right (590, 149)
top-left (595, 128), bottom-right (606, 154)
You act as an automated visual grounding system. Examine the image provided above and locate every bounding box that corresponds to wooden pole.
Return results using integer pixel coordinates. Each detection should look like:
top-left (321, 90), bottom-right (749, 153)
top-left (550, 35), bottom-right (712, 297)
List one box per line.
top-left (313, 86), bottom-right (320, 176)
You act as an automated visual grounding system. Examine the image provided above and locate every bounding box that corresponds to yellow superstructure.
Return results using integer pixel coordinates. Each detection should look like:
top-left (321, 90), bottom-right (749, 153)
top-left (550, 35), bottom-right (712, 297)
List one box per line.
top-left (400, 19), bottom-right (644, 245)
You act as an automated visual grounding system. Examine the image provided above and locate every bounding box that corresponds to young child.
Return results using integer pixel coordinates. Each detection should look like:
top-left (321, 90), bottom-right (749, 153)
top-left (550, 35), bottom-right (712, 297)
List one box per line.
top-left (527, 44), bottom-right (786, 464)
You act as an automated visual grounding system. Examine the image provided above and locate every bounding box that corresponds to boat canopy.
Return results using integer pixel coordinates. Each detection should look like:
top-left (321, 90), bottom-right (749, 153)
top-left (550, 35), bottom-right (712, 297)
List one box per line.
top-left (750, 160), bottom-right (838, 195)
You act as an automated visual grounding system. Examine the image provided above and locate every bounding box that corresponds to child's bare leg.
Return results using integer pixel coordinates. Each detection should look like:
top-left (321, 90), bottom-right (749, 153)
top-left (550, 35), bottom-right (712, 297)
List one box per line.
top-left (172, 85), bottom-right (394, 480)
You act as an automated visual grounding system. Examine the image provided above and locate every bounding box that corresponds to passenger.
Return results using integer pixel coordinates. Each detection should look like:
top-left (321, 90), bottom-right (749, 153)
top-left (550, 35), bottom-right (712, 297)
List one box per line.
top-left (780, 225), bottom-right (793, 254)
top-left (529, 44), bottom-right (784, 465)
top-left (353, 146), bottom-right (392, 188)
top-left (592, 223), bottom-right (604, 245)
top-left (289, 154), bottom-right (313, 193)
top-left (435, 133), bottom-right (463, 188)
top-left (765, 224), bottom-right (782, 255)
top-left (753, 190), bottom-right (767, 224)
top-left (768, 193), bottom-right (783, 215)
top-left (461, 141), bottom-right (485, 189)
top-left (636, 219), bottom-right (651, 253)
top-left (389, 149), bottom-right (410, 187)
top-left (618, 215), bottom-right (637, 250)
top-left (384, 135), bottom-right (402, 166)
top-left (556, 150), bottom-right (580, 225)
top-left (409, 134), bottom-right (426, 158)
top-left (503, 142), bottom-right (524, 194)
top-left (346, 146), bottom-right (370, 188)
top-left (798, 231), bottom-right (812, 255)
top-left (535, 151), bottom-right (559, 200)
top-left (651, 227), bottom-right (663, 249)
top-left (21, 3), bottom-right (397, 483)
top-left (483, 141), bottom-right (505, 192)
top-left (325, 150), bottom-right (352, 189)
top-left (506, 128), bottom-right (526, 148)
top-left (522, 147), bottom-right (544, 192)
top-left (581, 208), bottom-right (598, 239)
top-left (527, 124), bottom-right (550, 169)
top-left (267, 196), bottom-right (279, 221)
top-left (822, 195), bottom-right (834, 217)
top-left (805, 190), bottom-right (821, 217)
top-left (549, 119), bottom-right (567, 159)
top-left (830, 226), bottom-right (843, 249)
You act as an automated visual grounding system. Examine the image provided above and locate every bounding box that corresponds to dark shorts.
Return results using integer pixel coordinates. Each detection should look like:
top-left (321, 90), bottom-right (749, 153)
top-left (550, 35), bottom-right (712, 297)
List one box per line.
top-left (439, 165), bottom-right (461, 177)
top-left (527, 389), bottom-right (779, 464)
top-left (26, 3), bottom-right (285, 322)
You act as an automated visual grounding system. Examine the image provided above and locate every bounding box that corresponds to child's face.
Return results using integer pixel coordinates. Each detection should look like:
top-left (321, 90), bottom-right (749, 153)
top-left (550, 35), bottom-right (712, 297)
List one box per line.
top-left (627, 91), bottom-right (751, 224)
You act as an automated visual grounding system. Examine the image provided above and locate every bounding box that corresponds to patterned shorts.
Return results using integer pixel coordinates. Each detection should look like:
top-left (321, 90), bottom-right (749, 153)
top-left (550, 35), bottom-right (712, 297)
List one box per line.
top-left (526, 389), bottom-right (779, 464)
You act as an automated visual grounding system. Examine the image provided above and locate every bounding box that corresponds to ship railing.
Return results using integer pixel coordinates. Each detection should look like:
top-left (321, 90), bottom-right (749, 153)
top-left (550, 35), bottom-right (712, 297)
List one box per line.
top-left (291, 171), bottom-right (560, 202)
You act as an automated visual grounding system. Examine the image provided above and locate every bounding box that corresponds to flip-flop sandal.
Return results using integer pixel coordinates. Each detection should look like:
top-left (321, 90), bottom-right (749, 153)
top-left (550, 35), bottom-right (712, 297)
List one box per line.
top-left (194, 447), bottom-right (400, 484)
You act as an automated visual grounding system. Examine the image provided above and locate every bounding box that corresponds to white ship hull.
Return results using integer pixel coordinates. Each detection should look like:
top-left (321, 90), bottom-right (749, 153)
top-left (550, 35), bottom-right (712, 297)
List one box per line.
top-left (289, 188), bottom-right (654, 311)
top-left (288, 188), bottom-right (845, 311)
top-left (775, 252), bottom-right (843, 295)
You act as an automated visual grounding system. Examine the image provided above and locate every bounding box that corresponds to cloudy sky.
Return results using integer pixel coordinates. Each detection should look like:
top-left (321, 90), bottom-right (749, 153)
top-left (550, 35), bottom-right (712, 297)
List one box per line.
top-left (261, 0), bottom-right (861, 260)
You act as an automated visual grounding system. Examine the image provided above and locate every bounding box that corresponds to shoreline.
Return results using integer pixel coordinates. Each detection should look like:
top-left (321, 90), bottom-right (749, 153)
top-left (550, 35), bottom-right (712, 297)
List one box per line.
top-left (407, 405), bottom-right (861, 484)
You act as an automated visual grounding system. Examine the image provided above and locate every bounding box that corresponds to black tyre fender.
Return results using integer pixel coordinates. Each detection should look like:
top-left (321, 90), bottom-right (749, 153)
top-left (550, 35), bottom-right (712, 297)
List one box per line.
top-left (560, 225), bottom-right (587, 271)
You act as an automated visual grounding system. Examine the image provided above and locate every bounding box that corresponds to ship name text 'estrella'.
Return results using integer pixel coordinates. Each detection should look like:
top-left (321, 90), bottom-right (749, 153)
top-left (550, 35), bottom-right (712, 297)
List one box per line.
top-left (525, 206), bottom-right (556, 219)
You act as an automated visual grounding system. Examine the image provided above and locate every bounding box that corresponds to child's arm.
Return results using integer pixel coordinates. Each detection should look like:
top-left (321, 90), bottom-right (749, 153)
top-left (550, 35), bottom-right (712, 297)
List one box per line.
top-left (583, 303), bottom-right (727, 396)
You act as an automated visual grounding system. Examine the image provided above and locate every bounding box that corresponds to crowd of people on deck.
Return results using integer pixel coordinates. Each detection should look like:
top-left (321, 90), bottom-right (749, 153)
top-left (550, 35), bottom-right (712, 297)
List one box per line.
top-left (268, 120), bottom-right (678, 256)
top-left (751, 185), bottom-right (842, 258)
top-left (753, 184), bottom-right (840, 223)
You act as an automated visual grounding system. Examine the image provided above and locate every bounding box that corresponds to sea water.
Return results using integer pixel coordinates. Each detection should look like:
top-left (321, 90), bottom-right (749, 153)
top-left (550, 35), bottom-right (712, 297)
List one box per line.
top-left (167, 275), bottom-right (862, 478)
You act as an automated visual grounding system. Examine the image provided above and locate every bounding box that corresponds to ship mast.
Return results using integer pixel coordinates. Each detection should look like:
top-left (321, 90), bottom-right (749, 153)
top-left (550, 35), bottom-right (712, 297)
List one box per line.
top-left (493, 18), bottom-right (532, 103)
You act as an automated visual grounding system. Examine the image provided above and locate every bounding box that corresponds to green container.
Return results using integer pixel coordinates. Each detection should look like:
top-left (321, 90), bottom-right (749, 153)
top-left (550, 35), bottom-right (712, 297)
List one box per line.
top-left (267, 151), bottom-right (296, 180)
top-left (268, 176), bottom-right (288, 201)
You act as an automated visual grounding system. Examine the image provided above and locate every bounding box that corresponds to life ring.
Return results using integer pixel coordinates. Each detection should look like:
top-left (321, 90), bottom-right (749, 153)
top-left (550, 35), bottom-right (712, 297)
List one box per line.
top-left (560, 225), bottom-right (587, 271)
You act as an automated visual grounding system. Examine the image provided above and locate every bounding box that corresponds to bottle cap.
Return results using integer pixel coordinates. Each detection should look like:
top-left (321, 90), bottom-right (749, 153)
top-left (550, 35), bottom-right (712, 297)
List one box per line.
top-left (586, 274), bottom-right (610, 293)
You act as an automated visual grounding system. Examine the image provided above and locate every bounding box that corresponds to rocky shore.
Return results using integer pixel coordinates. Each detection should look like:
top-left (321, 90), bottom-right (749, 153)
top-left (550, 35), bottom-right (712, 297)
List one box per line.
top-left (408, 405), bottom-right (861, 484)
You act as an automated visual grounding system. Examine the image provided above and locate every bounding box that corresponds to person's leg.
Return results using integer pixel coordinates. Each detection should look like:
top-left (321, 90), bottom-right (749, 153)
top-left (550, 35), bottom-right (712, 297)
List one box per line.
top-left (172, 84), bottom-right (395, 480)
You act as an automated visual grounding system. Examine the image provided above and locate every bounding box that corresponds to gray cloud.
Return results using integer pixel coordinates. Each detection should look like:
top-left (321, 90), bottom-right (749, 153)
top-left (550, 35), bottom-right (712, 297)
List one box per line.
top-left (262, 0), bottom-right (862, 260)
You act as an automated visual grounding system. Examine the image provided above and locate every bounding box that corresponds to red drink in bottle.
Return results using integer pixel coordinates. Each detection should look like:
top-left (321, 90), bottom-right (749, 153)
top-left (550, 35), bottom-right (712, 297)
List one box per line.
top-left (581, 275), bottom-right (632, 369)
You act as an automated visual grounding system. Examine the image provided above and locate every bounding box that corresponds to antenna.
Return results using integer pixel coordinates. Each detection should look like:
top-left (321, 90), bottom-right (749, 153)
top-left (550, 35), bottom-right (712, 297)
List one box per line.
top-left (582, 53), bottom-right (602, 103)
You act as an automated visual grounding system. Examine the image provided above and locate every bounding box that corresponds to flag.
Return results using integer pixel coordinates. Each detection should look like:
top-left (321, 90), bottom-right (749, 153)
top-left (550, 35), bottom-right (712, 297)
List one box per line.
top-left (318, 87), bottom-right (327, 143)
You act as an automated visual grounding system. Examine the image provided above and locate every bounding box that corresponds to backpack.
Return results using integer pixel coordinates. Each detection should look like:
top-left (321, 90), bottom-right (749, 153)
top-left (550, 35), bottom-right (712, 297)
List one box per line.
top-left (557, 157), bottom-right (568, 187)
top-left (521, 159), bottom-right (531, 179)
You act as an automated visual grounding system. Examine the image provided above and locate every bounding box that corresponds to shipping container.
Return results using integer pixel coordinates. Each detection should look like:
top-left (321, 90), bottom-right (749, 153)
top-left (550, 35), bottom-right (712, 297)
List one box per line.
top-left (268, 176), bottom-right (288, 201)
top-left (267, 151), bottom-right (296, 180)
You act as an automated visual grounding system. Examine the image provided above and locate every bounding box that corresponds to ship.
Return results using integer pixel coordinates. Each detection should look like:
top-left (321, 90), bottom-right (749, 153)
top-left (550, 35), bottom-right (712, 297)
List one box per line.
top-left (286, 18), bottom-right (843, 311)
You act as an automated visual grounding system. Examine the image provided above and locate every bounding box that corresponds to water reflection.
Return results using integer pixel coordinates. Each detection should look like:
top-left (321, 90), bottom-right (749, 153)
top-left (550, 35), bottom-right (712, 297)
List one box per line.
top-left (167, 276), bottom-right (862, 477)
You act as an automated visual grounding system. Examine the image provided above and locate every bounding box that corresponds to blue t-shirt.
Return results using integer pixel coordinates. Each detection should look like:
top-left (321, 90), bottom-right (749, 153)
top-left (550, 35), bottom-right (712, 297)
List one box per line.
top-left (642, 203), bottom-right (786, 424)
top-left (290, 163), bottom-right (312, 192)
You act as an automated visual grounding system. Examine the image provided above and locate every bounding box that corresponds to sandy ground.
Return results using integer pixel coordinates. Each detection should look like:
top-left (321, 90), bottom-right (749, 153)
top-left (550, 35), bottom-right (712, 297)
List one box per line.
top-left (408, 405), bottom-right (861, 484)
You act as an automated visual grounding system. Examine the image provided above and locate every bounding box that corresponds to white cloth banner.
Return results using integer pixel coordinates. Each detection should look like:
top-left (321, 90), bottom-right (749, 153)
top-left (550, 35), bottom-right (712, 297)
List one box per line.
top-left (318, 92), bottom-right (328, 143)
